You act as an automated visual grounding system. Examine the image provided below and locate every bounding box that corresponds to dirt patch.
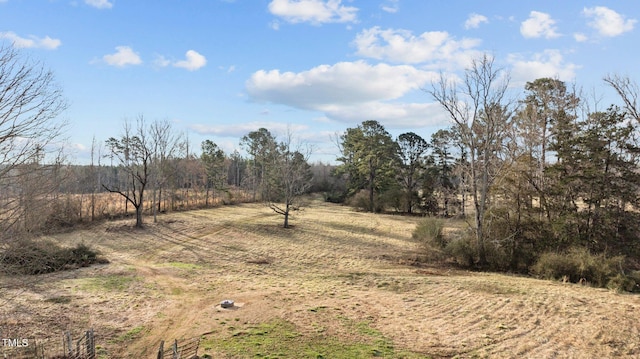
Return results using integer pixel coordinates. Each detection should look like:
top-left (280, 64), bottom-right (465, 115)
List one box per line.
top-left (1, 199), bottom-right (639, 358)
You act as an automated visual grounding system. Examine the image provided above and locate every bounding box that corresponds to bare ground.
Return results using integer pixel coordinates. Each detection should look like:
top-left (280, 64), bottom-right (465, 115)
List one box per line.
top-left (1, 198), bottom-right (639, 358)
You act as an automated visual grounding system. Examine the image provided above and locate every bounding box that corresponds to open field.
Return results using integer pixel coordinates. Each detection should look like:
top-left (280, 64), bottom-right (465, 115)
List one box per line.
top-left (1, 197), bottom-right (640, 358)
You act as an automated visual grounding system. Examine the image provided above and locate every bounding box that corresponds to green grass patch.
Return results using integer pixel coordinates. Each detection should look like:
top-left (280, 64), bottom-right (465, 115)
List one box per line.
top-left (200, 319), bottom-right (427, 359)
top-left (112, 326), bottom-right (146, 343)
top-left (80, 274), bottom-right (138, 292)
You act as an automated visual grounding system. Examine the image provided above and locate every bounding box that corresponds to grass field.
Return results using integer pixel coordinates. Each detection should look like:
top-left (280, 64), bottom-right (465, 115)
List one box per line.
top-left (1, 197), bottom-right (639, 358)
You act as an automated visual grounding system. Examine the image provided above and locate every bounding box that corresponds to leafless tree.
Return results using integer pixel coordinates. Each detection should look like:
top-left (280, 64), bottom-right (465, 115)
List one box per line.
top-left (0, 44), bottom-right (67, 237)
top-left (430, 54), bottom-right (513, 266)
top-left (102, 116), bottom-right (153, 228)
top-left (265, 131), bottom-right (313, 228)
top-left (149, 119), bottom-right (183, 222)
top-left (604, 74), bottom-right (640, 122)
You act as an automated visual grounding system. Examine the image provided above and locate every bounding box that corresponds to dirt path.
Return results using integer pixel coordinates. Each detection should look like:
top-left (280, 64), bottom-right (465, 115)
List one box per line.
top-left (1, 199), bottom-right (639, 358)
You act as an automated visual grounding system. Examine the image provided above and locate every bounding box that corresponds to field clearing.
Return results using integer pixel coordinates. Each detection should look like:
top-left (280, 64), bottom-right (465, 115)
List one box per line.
top-left (1, 198), bottom-right (640, 358)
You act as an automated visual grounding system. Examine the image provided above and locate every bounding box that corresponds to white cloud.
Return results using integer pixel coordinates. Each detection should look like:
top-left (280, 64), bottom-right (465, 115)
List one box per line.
top-left (85, 0), bottom-right (113, 9)
top-left (247, 61), bottom-right (434, 108)
top-left (246, 61), bottom-right (442, 127)
top-left (268, 0), bottom-right (358, 25)
top-left (353, 27), bottom-right (482, 69)
top-left (508, 50), bottom-right (579, 86)
top-left (381, 0), bottom-right (399, 14)
top-left (102, 46), bottom-right (142, 67)
top-left (154, 51), bottom-right (207, 71)
top-left (583, 6), bottom-right (636, 37)
top-left (174, 50), bottom-right (207, 71)
top-left (0, 31), bottom-right (61, 49)
top-left (521, 11), bottom-right (560, 39)
top-left (465, 13), bottom-right (488, 29)
top-left (573, 33), bottom-right (588, 42)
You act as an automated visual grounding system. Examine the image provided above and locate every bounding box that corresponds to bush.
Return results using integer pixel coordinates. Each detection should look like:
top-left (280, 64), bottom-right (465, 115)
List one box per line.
top-left (607, 274), bottom-right (637, 293)
top-left (1, 239), bottom-right (107, 275)
top-left (347, 190), bottom-right (385, 213)
top-left (44, 196), bottom-right (83, 230)
top-left (530, 247), bottom-right (626, 289)
top-left (412, 218), bottom-right (445, 247)
top-left (444, 230), bottom-right (476, 267)
top-left (607, 270), bottom-right (640, 293)
top-left (483, 240), bottom-right (511, 272)
top-left (412, 217), bottom-right (446, 262)
top-left (378, 187), bottom-right (404, 213)
top-left (323, 191), bottom-right (346, 203)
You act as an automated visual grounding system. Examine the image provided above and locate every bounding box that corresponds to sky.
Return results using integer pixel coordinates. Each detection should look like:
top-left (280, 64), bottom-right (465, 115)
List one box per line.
top-left (1, 0), bottom-right (639, 164)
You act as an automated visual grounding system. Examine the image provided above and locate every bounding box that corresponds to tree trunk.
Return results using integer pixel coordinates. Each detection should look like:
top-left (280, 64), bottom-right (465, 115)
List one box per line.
top-left (283, 203), bottom-right (290, 228)
top-left (152, 185), bottom-right (157, 223)
top-left (407, 176), bottom-right (413, 214)
top-left (369, 159), bottom-right (375, 213)
top-left (135, 205), bottom-right (143, 228)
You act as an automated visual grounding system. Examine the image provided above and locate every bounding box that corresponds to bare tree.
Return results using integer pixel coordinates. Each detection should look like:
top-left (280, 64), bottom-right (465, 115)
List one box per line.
top-left (102, 116), bottom-right (153, 228)
top-left (0, 44), bottom-right (67, 236)
top-left (265, 131), bottom-right (313, 228)
top-left (604, 74), bottom-right (640, 122)
top-left (150, 119), bottom-right (182, 222)
top-left (430, 54), bottom-right (513, 266)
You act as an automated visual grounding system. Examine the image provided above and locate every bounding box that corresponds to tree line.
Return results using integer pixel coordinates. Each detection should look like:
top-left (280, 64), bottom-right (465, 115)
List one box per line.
top-left (1, 116), bottom-right (318, 235)
top-left (2, 44), bottom-right (640, 283)
top-left (334, 55), bottom-right (640, 279)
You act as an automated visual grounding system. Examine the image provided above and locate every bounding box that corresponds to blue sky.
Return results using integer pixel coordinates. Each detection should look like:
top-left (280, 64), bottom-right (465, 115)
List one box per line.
top-left (1, 0), bottom-right (638, 163)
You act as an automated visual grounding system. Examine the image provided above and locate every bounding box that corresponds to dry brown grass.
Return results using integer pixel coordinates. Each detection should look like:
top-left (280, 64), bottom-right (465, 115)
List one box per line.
top-left (1, 197), bottom-right (639, 358)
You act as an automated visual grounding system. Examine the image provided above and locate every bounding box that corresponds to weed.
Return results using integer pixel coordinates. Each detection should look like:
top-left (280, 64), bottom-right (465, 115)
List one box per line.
top-left (81, 275), bottom-right (137, 292)
top-left (113, 326), bottom-right (145, 343)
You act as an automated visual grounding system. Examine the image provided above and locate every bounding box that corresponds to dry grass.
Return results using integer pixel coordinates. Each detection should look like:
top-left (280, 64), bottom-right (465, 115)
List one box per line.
top-left (1, 197), bottom-right (639, 358)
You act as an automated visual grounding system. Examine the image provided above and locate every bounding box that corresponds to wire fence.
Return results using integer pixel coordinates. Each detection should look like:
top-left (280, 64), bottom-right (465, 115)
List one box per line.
top-left (157, 337), bottom-right (201, 359)
top-left (1, 330), bottom-right (95, 359)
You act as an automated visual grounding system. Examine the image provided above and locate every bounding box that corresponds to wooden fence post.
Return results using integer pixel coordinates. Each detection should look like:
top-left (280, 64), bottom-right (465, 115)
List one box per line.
top-left (172, 339), bottom-right (178, 359)
top-left (64, 331), bottom-right (74, 357)
top-left (157, 340), bottom-right (165, 359)
top-left (86, 329), bottom-right (95, 359)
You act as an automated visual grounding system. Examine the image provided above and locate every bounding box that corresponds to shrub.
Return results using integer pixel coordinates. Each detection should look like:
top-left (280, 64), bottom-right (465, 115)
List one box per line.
top-left (483, 240), bottom-right (511, 272)
top-left (378, 187), bottom-right (404, 213)
top-left (323, 191), bottom-right (346, 203)
top-left (607, 274), bottom-right (637, 293)
top-left (1, 239), bottom-right (106, 275)
top-left (530, 251), bottom-right (577, 282)
top-left (608, 270), bottom-right (640, 293)
top-left (347, 190), bottom-right (385, 213)
top-left (530, 247), bottom-right (626, 289)
top-left (44, 196), bottom-right (83, 230)
top-left (412, 217), bottom-right (446, 262)
top-left (444, 231), bottom-right (476, 267)
top-left (412, 217), bottom-right (445, 247)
